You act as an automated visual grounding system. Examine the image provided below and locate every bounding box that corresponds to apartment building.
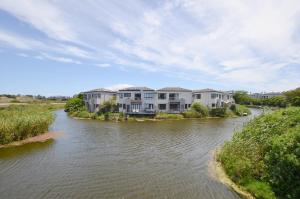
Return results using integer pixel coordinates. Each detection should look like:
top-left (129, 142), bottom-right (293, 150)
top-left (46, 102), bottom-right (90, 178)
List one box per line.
top-left (192, 89), bottom-right (234, 108)
top-left (117, 87), bottom-right (156, 114)
top-left (82, 88), bottom-right (117, 112)
top-left (156, 87), bottom-right (192, 113)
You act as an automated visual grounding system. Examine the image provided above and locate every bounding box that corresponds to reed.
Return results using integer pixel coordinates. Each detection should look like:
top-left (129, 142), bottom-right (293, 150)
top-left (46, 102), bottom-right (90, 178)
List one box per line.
top-left (0, 105), bottom-right (55, 144)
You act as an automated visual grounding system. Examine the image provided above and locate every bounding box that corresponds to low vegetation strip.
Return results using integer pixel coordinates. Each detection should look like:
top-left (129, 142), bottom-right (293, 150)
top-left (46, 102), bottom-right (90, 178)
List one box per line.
top-left (217, 107), bottom-right (300, 199)
top-left (0, 105), bottom-right (57, 145)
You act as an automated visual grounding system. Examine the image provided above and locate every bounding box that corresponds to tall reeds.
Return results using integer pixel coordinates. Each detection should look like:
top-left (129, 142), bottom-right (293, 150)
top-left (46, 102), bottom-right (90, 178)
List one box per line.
top-left (0, 105), bottom-right (54, 144)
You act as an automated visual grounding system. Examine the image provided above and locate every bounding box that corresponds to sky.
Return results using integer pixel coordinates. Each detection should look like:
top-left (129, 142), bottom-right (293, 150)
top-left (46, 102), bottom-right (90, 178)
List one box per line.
top-left (0, 0), bottom-right (300, 96)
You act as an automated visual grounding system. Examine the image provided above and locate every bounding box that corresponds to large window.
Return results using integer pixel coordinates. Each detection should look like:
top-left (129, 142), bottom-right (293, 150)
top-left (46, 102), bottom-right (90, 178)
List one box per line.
top-left (158, 93), bottom-right (167, 100)
top-left (134, 93), bottom-right (141, 100)
top-left (169, 93), bottom-right (179, 100)
top-left (211, 93), bottom-right (218, 99)
top-left (124, 93), bottom-right (131, 97)
top-left (144, 93), bottom-right (154, 99)
top-left (119, 93), bottom-right (123, 99)
top-left (158, 104), bottom-right (167, 110)
top-left (195, 94), bottom-right (201, 99)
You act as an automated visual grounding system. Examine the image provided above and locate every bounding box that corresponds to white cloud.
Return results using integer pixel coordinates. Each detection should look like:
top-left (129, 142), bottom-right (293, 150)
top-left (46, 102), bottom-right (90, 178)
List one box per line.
top-left (0, 0), bottom-right (300, 91)
top-left (94, 63), bottom-right (110, 68)
top-left (41, 53), bottom-right (81, 64)
top-left (105, 84), bottom-right (134, 91)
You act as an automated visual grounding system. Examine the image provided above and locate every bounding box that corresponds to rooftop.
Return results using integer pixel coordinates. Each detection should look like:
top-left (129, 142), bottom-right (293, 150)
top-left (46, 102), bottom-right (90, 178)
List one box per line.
top-left (193, 88), bottom-right (220, 93)
top-left (119, 87), bottom-right (154, 91)
top-left (82, 88), bottom-right (116, 93)
top-left (157, 87), bottom-right (192, 92)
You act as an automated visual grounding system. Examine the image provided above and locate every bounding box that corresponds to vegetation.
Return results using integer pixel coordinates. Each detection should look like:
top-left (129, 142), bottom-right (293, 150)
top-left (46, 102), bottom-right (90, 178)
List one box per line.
top-left (230, 104), bottom-right (251, 116)
top-left (284, 88), bottom-right (300, 106)
top-left (155, 112), bottom-right (184, 120)
top-left (218, 107), bottom-right (300, 199)
top-left (0, 105), bottom-right (56, 145)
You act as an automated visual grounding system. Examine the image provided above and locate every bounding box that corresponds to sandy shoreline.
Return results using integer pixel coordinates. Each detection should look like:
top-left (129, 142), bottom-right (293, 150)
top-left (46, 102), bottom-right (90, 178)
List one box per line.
top-left (0, 132), bottom-right (63, 149)
top-left (209, 149), bottom-right (255, 199)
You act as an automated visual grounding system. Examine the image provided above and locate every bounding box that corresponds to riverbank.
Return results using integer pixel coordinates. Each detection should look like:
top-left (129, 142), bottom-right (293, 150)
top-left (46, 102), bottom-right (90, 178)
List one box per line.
top-left (0, 131), bottom-right (63, 149)
top-left (217, 107), bottom-right (300, 199)
top-left (0, 104), bottom-right (62, 145)
top-left (210, 149), bottom-right (255, 199)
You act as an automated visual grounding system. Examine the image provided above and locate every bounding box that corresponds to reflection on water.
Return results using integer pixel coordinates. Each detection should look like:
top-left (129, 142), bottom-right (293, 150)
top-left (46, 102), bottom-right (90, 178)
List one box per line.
top-left (0, 109), bottom-right (261, 199)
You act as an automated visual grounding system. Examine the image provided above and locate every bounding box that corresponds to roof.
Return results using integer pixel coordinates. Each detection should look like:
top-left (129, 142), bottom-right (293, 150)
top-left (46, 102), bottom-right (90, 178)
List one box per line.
top-left (157, 87), bottom-right (192, 92)
top-left (119, 87), bottom-right (154, 91)
top-left (193, 88), bottom-right (229, 94)
top-left (82, 88), bottom-right (116, 93)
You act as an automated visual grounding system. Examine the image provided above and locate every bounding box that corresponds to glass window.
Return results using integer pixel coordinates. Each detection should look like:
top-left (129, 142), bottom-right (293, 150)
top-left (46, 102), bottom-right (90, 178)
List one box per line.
top-left (185, 104), bottom-right (187, 109)
top-left (124, 93), bottom-right (131, 97)
top-left (123, 104), bottom-right (126, 109)
top-left (158, 93), bottom-right (166, 99)
top-left (158, 104), bottom-right (166, 110)
top-left (195, 94), bottom-right (201, 99)
top-left (144, 93), bottom-right (154, 99)
top-left (211, 93), bottom-right (218, 99)
top-left (119, 93), bottom-right (123, 99)
top-left (169, 93), bottom-right (179, 100)
top-left (212, 103), bottom-right (216, 107)
top-left (98, 94), bottom-right (101, 98)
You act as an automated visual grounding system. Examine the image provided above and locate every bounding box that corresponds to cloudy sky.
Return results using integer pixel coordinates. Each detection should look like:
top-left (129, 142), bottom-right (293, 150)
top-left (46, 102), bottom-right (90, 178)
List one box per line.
top-left (0, 0), bottom-right (300, 96)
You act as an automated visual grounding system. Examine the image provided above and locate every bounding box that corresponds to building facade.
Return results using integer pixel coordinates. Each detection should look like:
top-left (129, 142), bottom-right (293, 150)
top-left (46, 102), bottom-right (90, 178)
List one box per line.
top-left (192, 89), bottom-right (234, 108)
top-left (82, 87), bottom-right (234, 114)
top-left (156, 87), bottom-right (192, 113)
top-left (82, 88), bottom-right (117, 112)
top-left (250, 92), bottom-right (282, 99)
top-left (117, 87), bottom-right (156, 114)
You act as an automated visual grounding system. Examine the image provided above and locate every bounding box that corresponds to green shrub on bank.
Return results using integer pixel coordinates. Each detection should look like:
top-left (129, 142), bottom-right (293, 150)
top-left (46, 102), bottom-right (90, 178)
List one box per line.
top-left (0, 105), bottom-right (55, 144)
top-left (155, 112), bottom-right (184, 120)
top-left (64, 94), bottom-right (85, 113)
top-left (230, 104), bottom-right (251, 116)
top-left (182, 110), bottom-right (202, 118)
top-left (218, 107), bottom-right (300, 199)
top-left (190, 102), bottom-right (209, 117)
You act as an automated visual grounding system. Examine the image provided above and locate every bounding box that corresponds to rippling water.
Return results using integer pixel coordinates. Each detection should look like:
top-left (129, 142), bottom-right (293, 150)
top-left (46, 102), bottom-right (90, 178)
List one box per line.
top-left (0, 109), bottom-right (261, 199)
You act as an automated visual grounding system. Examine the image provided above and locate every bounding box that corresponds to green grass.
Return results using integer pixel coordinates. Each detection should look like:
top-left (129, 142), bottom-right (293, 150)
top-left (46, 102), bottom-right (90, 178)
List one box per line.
top-left (0, 105), bottom-right (56, 145)
top-left (218, 107), bottom-right (300, 199)
top-left (155, 112), bottom-right (184, 120)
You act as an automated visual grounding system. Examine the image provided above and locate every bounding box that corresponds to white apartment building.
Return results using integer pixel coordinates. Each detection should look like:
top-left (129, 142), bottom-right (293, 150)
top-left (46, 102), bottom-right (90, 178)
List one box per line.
top-left (192, 89), bottom-right (234, 108)
top-left (82, 87), bottom-right (235, 114)
top-left (117, 87), bottom-right (156, 114)
top-left (82, 88), bottom-right (117, 112)
top-left (250, 92), bottom-right (282, 99)
top-left (156, 87), bottom-right (193, 113)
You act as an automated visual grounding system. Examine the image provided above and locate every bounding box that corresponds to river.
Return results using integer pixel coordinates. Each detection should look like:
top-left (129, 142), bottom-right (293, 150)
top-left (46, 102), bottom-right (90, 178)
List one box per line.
top-left (0, 109), bottom-right (261, 199)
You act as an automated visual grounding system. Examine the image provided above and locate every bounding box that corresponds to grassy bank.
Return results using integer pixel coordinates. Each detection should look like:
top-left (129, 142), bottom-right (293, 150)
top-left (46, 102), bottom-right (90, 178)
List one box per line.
top-left (217, 107), bottom-right (300, 199)
top-left (0, 104), bottom-right (59, 145)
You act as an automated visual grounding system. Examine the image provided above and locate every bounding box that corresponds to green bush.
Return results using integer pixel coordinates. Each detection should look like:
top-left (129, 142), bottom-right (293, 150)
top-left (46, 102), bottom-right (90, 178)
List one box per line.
top-left (190, 102), bottom-right (209, 117)
top-left (218, 107), bottom-right (300, 198)
top-left (64, 94), bottom-right (85, 113)
top-left (230, 104), bottom-right (251, 116)
top-left (209, 107), bottom-right (227, 117)
top-left (155, 112), bottom-right (184, 119)
top-left (0, 105), bottom-right (54, 144)
top-left (182, 110), bottom-right (202, 118)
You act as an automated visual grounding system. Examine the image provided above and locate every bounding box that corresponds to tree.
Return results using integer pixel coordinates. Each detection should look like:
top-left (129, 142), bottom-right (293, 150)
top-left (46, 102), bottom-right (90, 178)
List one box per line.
top-left (284, 88), bottom-right (300, 106)
top-left (64, 94), bottom-right (85, 112)
top-left (190, 102), bottom-right (209, 117)
top-left (233, 91), bottom-right (252, 105)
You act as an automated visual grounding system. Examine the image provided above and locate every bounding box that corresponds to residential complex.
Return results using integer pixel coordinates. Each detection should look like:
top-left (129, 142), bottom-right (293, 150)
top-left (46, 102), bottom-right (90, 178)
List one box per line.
top-left (82, 86), bottom-right (234, 114)
top-left (250, 92), bottom-right (283, 99)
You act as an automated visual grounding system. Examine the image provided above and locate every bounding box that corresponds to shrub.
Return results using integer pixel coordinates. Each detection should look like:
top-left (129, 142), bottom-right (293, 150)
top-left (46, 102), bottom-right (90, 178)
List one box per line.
top-left (64, 94), bottom-right (85, 113)
top-left (155, 112), bottom-right (184, 120)
top-left (182, 110), bottom-right (202, 118)
top-left (210, 107), bottom-right (227, 117)
top-left (218, 107), bottom-right (300, 199)
top-left (190, 102), bottom-right (209, 117)
top-left (230, 104), bottom-right (251, 116)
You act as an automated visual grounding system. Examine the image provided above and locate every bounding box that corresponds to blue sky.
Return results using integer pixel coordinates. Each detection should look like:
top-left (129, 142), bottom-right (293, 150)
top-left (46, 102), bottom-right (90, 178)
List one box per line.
top-left (0, 0), bottom-right (300, 96)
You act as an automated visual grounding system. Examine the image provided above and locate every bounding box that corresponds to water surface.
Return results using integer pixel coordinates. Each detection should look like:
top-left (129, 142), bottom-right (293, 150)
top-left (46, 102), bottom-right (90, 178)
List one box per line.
top-left (0, 109), bottom-right (261, 199)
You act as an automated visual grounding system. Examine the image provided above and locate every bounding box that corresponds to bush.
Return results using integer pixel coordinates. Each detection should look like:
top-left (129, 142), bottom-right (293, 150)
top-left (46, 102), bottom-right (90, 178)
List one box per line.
top-left (182, 110), bottom-right (202, 118)
top-left (155, 112), bottom-right (184, 119)
top-left (209, 107), bottom-right (227, 117)
top-left (230, 104), bottom-right (251, 116)
top-left (98, 100), bottom-right (118, 114)
top-left (218, 107), bottom-right (300, 198)
top-left (190, 102), bottom-right (209, 117)
top-left (64, 94), bottom-right (85, 113)
top-left (0, 105), bottom-right (55, 144)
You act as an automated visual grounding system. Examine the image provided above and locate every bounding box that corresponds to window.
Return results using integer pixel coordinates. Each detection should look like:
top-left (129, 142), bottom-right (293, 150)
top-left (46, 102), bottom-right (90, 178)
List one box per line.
top-left (212, 103), bottom-right (216, 108)
top-left (119, 93), bottom-right (123, 99)
top-left (134, 93), bottom-right (141, 100)
top-left (147, 104), bottom-right (154, 109)
top-left (158, 93), bottom-right (166, 99)
top-left (158, 104), bottom-right (166, 110)
top-left (97, 94), bottom-right (101, 98)
top-left (119, 103), bottom-right (122, 108)
top-left (195, 94), bottom-right (201, 99)
top-left (124, 93), bottom-right (131, 97)
top-left (185, 104), bottom-right (188, 109)
top-left (169, 93), bottom-right (179, 100)
top-left (144, 93), bottom-right (154, 99)
top-left (83, 94), bottom-right (87, 100)
top-left (188, 104), bottom-right (191, 108)
top-left (211, 93), bottom-right (218, 99)
top-left (123, 104), bottom-right (126, 109)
